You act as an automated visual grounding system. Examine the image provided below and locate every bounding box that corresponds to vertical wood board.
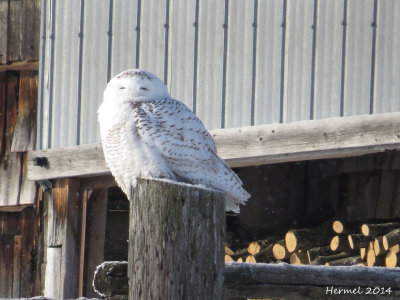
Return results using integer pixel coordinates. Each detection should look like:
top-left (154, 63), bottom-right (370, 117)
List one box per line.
top-left (11, 71), bottom-right (38, 152)
top-left (0, 1), bottom-right (8, 65)
top-left (0, 235), bottom-right (13, 298)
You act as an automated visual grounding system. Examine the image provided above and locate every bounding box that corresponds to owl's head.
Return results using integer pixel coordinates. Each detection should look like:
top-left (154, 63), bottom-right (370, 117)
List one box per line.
top-left (104, 69), bottom-right (169, 102)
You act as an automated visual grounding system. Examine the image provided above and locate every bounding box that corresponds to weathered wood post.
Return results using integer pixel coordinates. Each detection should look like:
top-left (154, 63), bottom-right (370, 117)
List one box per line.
top-left (128, 178), bottom-right (225, 300)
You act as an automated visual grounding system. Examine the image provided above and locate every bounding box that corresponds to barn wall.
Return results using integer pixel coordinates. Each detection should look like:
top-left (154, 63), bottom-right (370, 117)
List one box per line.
top-left (0, 71), bottom-right (38, 207)
top-left (0, 0), bottom-right (41, 64)
top-left (0, 206), bottom-right (44, 298)
top-left (37, 0), bottom-right (400, 150)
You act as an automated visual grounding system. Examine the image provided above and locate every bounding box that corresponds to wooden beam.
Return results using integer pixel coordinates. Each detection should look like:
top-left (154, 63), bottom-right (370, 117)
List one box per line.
top-left (28, 112), bottom-right (400, 181)
top-left (92, 261), bottom-right (400, 300)
top-left (0, 61), bottom-right (39, 71)
top-left (224, 263), bottom-right (400, 299)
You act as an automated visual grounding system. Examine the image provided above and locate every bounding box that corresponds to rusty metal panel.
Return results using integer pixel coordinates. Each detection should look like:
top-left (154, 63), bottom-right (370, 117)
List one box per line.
top-left (342, 0), bottom-right (375, 116)
top-left (254, 0), bottom-right (284, 125)
top-left (373, 0), bottom-right (400, 113)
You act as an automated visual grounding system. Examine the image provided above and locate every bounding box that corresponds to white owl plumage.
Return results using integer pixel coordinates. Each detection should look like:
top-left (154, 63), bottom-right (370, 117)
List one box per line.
top-left (98, 69), bottom-right (250, 212)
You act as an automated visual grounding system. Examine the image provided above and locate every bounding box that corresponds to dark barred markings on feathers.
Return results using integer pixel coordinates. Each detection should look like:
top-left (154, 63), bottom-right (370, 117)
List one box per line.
top-left (98, 69), bottom-right (250, 213)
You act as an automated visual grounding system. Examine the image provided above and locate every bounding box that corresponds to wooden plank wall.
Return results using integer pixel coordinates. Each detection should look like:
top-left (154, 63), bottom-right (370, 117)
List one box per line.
top-left (236, 151), bottom-right (400, 241)
top-left (0, 206), bottom-right (43, 298)
top-left (0, 0), bottom-right (40, 64)
top-left (0, 71), bottom-right (38, 207)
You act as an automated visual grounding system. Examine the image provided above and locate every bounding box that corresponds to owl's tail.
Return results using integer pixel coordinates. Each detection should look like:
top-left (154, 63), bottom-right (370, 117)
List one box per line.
top-left (215, 159), bottom-right (250, 213)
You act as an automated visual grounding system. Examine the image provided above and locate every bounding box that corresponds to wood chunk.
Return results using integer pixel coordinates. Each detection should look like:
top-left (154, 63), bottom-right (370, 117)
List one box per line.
top-left (237, 258), bottom-right (243, 263)
top-left (361, 222), bottom-right (400, 237)
top-left (272, 240), bottom-right (289, 260)
top-left (245, 255), bottom-right (256, 264)
top-left (247, 235), bottom-right (282, 255)
top-left (253, 244), bottom-right (275, 263)
top-left (385, 251), bottom-right (400, 268)
top-left (307, 246), bottom-right (332, 262)
top-left (374, 237), bottom-right (386, 256)
top-left (225, 246), bottom-right (235, 256)
top-left (325, 256), bottom-right (362, 266)
top-left (225, 255), bottom-right (234, 263)
top-left (330, 235), bottom-right (352, 252)
top-left (248, 242), bottom-right (260, 255)
top-left (309, 252), bottom-right (351, 265)
top-left (360, 248), bottom-right (366, 260)
top-left (347, 234), bottom-right (373, 250)
top-left (382, 228), bottom-right (400, 251)
top-left (390, 244), bottom-right (400, 254)
top-left (230, 248), bottom-right (249, 261)
top-left (367, 249), bottom-right (386, 267)
top-left (289, 251), bottom-right (309, 265)
top-left (285, 226), bottom-right (331, 253)
top-left (332, 220), bottom-right (361, 234)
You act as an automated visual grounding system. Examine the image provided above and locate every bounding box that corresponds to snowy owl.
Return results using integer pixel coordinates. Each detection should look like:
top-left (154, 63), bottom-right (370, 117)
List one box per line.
top-left (98, 69), bottom-right (250, 212)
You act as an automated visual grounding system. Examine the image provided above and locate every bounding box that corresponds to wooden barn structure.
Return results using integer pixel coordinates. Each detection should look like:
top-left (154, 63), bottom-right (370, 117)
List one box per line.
top-left (1, 0), bottom-right (400, 299)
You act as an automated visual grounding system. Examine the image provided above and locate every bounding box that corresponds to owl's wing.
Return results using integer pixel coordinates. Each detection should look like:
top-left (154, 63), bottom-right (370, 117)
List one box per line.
top-left (130, 98), bottom-right (221, 181)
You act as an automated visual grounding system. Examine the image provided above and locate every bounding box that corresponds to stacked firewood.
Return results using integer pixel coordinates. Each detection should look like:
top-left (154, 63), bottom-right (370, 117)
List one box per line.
top-left (225, 220), bottom-right (400, 267)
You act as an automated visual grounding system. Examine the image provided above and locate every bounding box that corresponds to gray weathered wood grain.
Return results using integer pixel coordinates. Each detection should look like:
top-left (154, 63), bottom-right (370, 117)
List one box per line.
top-left (128, 179), bottom-right (225, 300)
top-left (27, 112), bottom-right (400, 181)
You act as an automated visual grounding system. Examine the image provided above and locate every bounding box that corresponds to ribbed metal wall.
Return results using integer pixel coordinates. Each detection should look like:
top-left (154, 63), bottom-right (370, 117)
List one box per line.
top-left (38, 0), bottom-right (400, 150)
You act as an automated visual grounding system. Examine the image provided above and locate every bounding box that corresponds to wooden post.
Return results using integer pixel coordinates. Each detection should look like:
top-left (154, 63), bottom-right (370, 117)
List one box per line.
top-left (128, 179), bottom-right (225, 300)
top-left (44, 178), bottom-right (81, 299)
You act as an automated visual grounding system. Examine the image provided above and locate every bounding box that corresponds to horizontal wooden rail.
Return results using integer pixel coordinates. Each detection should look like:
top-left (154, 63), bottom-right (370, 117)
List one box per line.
top-left (93, 261), bottom-right (400, 300)
top-left (28, 112), bottom-right (400, 181)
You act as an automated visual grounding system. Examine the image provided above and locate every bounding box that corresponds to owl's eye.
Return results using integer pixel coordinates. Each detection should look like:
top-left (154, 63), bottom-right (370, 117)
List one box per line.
top-left (141, 87), bottom-right (149, 91)
top-left (119, 87), bottom-right (126, 89)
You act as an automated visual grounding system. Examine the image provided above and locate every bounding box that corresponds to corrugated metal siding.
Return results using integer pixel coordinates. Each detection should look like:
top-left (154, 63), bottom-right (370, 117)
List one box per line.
top-left (167, 0), bottom-right (197, 110)
top-left (38, 0), bottom-right (400, 150)
top-left (313, 0), bottom-right (344, 119)
top-left (254, 0), bottom-right (284, 126)
top-left (195, 0), bottom-right (225, 130)
top-left (343, 0), bottom-right (375, 116)
top-left (374, 0), bottom-right (400, 113)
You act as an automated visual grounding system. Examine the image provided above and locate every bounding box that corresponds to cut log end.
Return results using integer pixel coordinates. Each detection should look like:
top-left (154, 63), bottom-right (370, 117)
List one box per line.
top-left (385, 251), bottom-right (399, 268)
top-left (248, 242), bottom-right (260, 255)
top-left (361, 224), bottom-right (370, 236)
top-left (272, 242), bottom-right (288, 260)
top-left (332, 221), bottom-right (344, 234)
top-left (285, 231), bottom-right (297, 253)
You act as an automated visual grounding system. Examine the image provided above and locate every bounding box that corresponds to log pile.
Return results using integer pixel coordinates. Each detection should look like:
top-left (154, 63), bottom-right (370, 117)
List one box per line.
top-left (225, 220), bottom-right (400, 268)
